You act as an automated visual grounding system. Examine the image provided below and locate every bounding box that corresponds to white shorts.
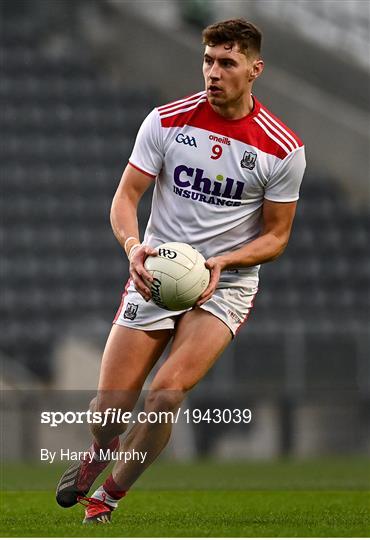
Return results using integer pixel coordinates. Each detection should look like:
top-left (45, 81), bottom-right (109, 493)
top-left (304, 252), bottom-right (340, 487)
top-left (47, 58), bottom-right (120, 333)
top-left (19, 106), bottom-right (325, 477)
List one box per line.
top-left (113, 271), bottom-right (259, 337)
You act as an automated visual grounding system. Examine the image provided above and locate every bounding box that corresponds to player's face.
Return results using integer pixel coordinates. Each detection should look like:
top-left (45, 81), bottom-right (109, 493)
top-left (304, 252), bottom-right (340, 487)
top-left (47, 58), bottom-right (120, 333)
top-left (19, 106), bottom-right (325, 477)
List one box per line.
top-left (203, 43), bottom-right (263, 112)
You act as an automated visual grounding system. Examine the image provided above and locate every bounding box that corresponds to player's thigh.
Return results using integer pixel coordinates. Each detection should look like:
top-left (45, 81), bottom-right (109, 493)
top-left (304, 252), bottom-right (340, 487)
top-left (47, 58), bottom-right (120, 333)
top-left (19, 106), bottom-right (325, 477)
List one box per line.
top-left (150, 308), bottom-right (232, 394)
top-left (96, 324), bottom-right (171, 410)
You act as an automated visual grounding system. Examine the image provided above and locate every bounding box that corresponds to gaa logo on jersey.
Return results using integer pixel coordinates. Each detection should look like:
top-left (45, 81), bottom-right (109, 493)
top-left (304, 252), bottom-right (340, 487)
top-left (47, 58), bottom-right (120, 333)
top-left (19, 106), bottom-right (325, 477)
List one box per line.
top-left (175, 133), bottom-right (197, 147)
top-left (240, 150), bottom-right (257, 170)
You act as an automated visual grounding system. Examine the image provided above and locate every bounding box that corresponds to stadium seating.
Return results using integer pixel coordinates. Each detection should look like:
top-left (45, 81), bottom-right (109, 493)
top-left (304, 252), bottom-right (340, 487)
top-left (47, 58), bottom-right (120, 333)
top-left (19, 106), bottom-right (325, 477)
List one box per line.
top-left (1, 16), bottom-right (156, 377)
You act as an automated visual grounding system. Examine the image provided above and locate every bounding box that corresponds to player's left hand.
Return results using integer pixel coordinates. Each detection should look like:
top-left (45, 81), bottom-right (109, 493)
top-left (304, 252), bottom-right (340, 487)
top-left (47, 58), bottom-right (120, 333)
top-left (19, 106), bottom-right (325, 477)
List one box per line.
top-left (196, 257), bottom-right (222, 306)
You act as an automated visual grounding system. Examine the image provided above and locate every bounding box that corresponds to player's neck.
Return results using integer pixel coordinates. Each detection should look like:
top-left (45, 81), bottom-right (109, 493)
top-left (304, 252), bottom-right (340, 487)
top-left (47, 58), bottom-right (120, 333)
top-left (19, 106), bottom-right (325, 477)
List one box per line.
top-left (209, 93), bottom-right (254, 120)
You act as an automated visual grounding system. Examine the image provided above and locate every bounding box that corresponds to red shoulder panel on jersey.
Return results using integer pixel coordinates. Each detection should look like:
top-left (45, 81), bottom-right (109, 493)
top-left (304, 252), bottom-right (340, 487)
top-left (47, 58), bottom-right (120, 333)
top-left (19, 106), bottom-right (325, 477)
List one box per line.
top-left (157, 91), bottom-right (207, 115)
top-left (158, 95), bottom-right (303, 159)
top-left (259, 106), bottom-right (303, 148)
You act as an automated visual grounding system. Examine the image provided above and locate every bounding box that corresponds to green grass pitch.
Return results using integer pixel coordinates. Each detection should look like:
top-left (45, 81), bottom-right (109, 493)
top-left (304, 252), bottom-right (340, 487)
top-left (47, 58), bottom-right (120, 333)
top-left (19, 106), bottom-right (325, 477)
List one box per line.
top-left (1, 459), bottom-right (369, 537)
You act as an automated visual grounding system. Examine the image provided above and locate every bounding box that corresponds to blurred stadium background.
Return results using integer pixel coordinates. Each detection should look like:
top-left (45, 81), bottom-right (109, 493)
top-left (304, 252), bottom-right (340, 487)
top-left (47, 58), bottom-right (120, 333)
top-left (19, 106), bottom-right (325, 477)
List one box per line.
top-left (1, 0), bottom-right (369, 464)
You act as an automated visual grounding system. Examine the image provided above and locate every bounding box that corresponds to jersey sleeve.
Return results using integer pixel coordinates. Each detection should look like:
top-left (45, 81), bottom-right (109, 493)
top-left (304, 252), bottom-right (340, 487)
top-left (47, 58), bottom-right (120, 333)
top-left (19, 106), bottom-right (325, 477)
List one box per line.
top-left (128, 108), bottom-right (164, 178)
top-left (264, 146), bottom-right (306, 202)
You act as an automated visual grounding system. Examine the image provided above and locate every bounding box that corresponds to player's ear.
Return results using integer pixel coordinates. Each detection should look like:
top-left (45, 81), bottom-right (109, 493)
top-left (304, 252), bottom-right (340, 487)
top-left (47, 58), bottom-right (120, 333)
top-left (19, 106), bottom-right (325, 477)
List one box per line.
top-left (250, 58), bottom-right (264, 81)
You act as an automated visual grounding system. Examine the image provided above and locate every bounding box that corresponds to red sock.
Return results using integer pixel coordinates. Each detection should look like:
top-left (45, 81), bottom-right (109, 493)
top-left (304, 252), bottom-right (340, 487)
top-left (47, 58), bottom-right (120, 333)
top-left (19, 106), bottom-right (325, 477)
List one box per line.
top-left (103, 474), bottom-right (127, 500)
top-left (93, 436), bottom-right (119, 453)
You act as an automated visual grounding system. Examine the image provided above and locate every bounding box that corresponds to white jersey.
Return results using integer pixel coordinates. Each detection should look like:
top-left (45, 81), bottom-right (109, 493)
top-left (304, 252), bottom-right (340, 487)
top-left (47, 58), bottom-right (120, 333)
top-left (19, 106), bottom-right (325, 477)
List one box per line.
top-left (129, 91), bottom-right (306, 278)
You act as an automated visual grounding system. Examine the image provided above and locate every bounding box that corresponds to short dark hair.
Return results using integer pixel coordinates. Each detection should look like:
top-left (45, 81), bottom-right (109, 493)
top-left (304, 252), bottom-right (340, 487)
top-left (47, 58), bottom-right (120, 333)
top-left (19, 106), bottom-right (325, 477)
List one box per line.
top-left (202, 18), bottom-right (262, 57)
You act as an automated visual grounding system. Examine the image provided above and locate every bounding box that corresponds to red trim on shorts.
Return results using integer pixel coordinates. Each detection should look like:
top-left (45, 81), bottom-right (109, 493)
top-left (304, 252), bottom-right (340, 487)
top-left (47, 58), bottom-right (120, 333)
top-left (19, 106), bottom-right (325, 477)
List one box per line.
top-left (235, 287), bottom-right (259, 336)
top-left (112, 279), bottom-right (131, 323)
top-left (128, 161), bottom-right (156, 179)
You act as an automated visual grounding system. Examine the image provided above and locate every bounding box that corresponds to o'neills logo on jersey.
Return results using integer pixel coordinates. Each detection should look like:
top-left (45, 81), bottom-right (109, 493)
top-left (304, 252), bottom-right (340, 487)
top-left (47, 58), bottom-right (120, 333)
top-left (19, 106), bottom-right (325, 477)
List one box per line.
top-left (209, 134), bottom-right (231, 145)
top-left (173, 165), bottom-right (243, 207)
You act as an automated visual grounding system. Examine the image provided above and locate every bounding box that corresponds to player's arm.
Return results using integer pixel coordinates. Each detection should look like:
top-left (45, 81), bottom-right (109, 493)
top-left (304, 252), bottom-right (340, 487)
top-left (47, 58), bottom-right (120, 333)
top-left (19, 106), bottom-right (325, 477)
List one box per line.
top-left (221, 199), bottom-right (297, 267)
top-left (197, 200), bottom-right (297, 305)
top-left (110, 163), bottom-right (157, 300)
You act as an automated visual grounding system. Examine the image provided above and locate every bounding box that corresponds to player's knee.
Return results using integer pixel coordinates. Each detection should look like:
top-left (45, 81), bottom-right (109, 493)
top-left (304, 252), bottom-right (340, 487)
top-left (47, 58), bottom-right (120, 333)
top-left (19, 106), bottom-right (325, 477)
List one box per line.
top-left (89, 396), bottom-right (97, 412)
top-left (88, 391), bottom-right (136, 438)
top-left (92, 390), bottom-right (138, 415)
top-left (145, 388), bottom-right (185, 415)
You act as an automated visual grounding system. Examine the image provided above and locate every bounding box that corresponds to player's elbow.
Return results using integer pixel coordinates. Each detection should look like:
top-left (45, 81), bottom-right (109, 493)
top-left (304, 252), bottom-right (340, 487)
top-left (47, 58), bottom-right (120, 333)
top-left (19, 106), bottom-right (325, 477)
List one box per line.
top-left (270, 233), bottom-right (289, 260)
top-left (110, 190), bottom-right (129, 225)
top-left (274, 244), bottom-right (287, 260)
top-left (110, 197), bottom-right (118, 231)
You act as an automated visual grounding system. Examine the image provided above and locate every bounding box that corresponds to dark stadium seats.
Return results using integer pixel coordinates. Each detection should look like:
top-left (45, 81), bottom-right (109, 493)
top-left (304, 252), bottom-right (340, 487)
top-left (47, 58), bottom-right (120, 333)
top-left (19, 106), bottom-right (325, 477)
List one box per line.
top-left (1, 15), bottom-right (157, 377)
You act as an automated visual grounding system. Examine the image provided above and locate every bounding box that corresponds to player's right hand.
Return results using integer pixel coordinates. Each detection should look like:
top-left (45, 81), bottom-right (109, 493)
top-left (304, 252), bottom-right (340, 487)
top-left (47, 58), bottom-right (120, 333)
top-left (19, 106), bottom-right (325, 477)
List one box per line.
top-left (129, 244), bottom-right (158, 301)
top-left (196, 256), bottom-right (222, 306)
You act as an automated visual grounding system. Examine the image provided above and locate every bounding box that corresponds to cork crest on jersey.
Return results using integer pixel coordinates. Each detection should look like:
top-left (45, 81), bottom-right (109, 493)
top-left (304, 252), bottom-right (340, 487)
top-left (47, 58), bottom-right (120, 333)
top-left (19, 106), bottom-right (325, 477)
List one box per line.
top-left (240, 151), bottom-right (257, 170)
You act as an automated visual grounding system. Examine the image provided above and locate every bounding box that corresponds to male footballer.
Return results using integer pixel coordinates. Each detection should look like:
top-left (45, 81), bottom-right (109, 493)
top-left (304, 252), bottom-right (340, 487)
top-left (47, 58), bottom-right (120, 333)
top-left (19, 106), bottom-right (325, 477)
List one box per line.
top-left (56, 18), bottom-right (306, 523)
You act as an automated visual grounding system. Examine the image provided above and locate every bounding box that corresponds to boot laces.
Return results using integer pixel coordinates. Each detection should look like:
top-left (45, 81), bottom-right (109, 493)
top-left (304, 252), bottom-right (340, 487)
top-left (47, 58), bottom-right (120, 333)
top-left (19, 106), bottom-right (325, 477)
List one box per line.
top-left (78, 496), bottom-right (113, 516)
